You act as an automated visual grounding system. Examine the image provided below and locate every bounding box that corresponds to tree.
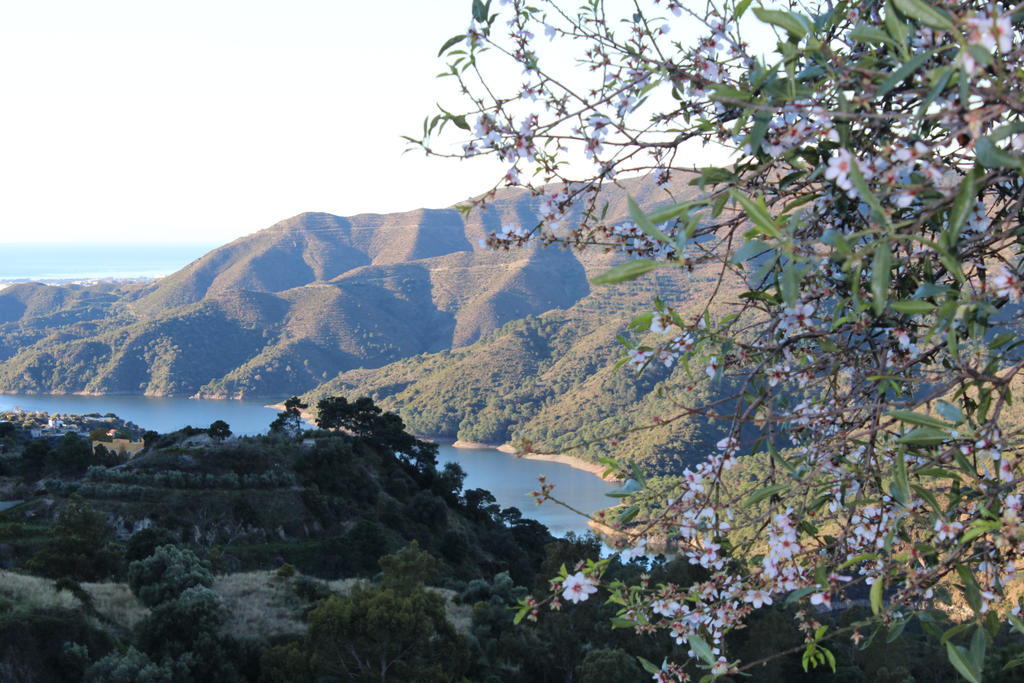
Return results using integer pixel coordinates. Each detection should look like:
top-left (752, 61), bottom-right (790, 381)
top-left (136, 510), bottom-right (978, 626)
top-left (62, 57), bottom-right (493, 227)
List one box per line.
top-left (269, 396), bottom-right (307, 438)
top-left (208, 419), bottom-right (232, 441)
top-left (54, 432), bottom-right (92, 473)
top-left (422, 1), bottom-right (1024, 679)
top-left (89, 427), bottom-right (112, 442)
top-left (315, 395), bottom-right (382, 434)
top-left (27, 497), bottom-right (118, 581)
top-left (305, 544), bottom-right (469, 681)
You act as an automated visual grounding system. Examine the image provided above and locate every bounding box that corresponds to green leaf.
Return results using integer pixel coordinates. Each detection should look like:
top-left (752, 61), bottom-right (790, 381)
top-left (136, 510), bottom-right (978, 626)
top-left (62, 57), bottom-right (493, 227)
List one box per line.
top-left (1009, 613), bottom-right (1024, 636)
top-left (870, 577), bottom-right (884, 615)
top-left (646, 200), bottom-right (704, 225)
top-left (695, 166), bottom-right (739, 185)
top-left (780, 261), bottom-right (801, 305)
top-left (472, 0), bottom-right (488, 24)
top-left (786, 585), bottom-right (818, 605)
top-left (893, 453), bottom-right (910, 504)
top-left (934, 400), bottom-right (965, 424)
top-left (956, 565), bottom-right (982, 612)
top-left (884, 1), bottom-right (910, 45)
top-left (989, 121), bottom-right (1024, 143)
top-left (731, 239), bottom-right (771, 264)
top-left (849, 24), bottom-right (897, 47)
top-left (946, 643), bottom-right (982, 683)
top-left (846, 157), bottom-right (889, 225)
top-left (897, 427), bottom-right (949, 445)
top-left (975, 137), bottom-right (1024, 170)
top-left (735, 0), bottom-right (754, 18)
top-left (871, 243), bottom-right (892, 315)
top-left (876, 50), bottom-right (931, 98)
top-left (890, 300), bottom-right (934, 314)
top-left (616, 504), bottom-right (640, 524)
top-left (989, 332), bottom-right (1017, 349)
top-left (753, 7), bottom-right (811, 39)
top-left (893, 0), bottom-right (953, 31)
top-left (637, 657), bottom-right (662, 675)
top-left (911, 484), bottom-right (943, 513)
top-left (822, 646), bottom-right (837, 673)
top-left (945, 166), bottom-right (980, 247)
top-left (628, 196), bottom-right (672, 244)
top-left (591, 259), bottom-right (665, 284)
top-left (744, 483), bottom-right (788, 507)
top-left (888, 410), bottom-right (949, 429)
top-left (729, 189), bottom-right (780, 238)
top-left (438, 34), bottom-right (467, 57)
top-left (687, 633), bottom-right (716, 665)
top-left (838, 552), bottom-right (878, 569)
top-left (965, 44), bottom-right (994, 67)
top-left (887, 618), bottom-right (909, 643)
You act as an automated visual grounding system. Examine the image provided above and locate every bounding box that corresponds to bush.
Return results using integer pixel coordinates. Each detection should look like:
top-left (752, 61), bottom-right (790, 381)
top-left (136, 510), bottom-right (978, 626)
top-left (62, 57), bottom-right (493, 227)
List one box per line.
top-left (127, 545), bottom-right (213, 608)
top-left (125, 528), bottom-right (178, 563)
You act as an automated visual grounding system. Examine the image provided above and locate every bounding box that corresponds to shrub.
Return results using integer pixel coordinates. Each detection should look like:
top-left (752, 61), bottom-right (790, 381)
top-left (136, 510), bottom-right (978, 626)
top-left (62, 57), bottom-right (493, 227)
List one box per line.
top-left (127, 545), bottom-right (213, 608)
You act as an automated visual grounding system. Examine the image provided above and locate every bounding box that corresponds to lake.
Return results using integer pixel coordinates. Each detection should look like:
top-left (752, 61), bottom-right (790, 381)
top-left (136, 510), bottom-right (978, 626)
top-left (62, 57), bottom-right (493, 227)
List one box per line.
top-left (0, 393), bottom-right (614, 537)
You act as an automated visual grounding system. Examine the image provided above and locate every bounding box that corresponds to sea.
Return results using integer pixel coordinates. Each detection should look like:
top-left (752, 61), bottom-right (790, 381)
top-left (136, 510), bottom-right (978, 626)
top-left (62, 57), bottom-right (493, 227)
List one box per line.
top-left (0, 244), bottom-right (617, 538)
top-left (0, 242), bottom-right (217, 283)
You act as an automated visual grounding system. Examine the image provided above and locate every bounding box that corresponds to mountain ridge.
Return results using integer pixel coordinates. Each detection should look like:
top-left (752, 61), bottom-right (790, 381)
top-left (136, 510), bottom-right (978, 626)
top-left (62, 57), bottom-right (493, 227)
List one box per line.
top-left (0, 176), bottom-right (701, 400)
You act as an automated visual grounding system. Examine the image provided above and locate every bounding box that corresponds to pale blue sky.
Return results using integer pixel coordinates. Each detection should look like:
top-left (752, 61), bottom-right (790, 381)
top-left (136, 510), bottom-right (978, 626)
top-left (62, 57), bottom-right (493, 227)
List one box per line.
top-left (0, 1), bottom-right (504, 243)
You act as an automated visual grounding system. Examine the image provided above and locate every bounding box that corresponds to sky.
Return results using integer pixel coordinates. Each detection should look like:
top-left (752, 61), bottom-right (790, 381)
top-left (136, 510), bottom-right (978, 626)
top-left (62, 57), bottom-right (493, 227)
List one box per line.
top-left (0, 1), bottom-right (506, 244)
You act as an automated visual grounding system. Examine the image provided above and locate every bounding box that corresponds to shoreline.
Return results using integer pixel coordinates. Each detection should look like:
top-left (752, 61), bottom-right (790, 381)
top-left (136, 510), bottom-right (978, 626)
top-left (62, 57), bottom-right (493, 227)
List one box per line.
top-left (452, 439), bottom-right (618, 482)
top-left (261, 407), bottom-right (619, 484)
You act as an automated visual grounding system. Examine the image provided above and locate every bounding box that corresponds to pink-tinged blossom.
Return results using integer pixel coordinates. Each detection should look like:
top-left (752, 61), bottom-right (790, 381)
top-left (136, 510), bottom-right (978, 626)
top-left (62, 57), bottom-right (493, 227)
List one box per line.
top-left (706, 356), bottom-right (720, 378)
top-left (650, 312), bottom-right (673, 334)
top-left (824, 149), bottom-right (855, 191)
top-left (934, 519), bottom-right (963, 542)
top-left (744, 589), bottom-right (772, 608)
top-left (767, 364), bottom-right (789, 387)
top-left (963, 202), bottom-right (991, 234)
top-left (966, 12), bottom-right (1014, 54)
top-left (991, 267), bottom-right (1021, 301)
top-left (628, 348), bottom-right (653, 372)
top-left (561, 571), bottom-right (598, 604)
top-left (779, 303), bottom-right (814, 334)
top-left (810, 592), bottom-right (832, 608)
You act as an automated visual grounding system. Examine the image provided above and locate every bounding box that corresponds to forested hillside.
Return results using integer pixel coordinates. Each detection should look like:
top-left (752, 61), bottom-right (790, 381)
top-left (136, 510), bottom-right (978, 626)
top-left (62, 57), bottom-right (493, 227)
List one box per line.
top-left (306, 261), bottom-right (743, 474)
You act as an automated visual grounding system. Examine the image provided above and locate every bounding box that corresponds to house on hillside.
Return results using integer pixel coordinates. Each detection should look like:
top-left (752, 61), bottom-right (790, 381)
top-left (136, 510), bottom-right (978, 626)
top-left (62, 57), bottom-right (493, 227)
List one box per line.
top-left (93, 437), bottom-right (145, 458)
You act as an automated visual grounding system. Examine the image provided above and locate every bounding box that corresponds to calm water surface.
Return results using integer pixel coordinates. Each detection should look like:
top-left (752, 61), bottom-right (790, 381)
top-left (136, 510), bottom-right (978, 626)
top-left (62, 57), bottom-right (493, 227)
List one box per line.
top-left (0, 393), bottom-right (613, 537)
top-left (0, 243), bottom-right (215, 281)
top-left (437, 444), bottom-right (614, 537)
top-left (0, 393), bottom-right (280, 436)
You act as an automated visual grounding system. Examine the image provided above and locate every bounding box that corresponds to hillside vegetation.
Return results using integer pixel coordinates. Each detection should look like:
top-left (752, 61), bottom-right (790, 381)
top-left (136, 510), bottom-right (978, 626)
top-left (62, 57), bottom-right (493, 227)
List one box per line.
top-left (305, 260), bottom-right (742, 474)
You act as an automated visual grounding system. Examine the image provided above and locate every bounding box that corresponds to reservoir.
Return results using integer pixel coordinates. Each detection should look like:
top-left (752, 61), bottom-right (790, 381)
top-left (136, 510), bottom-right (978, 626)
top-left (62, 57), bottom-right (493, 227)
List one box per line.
top-left (0, 393), bottom-right (614, 538)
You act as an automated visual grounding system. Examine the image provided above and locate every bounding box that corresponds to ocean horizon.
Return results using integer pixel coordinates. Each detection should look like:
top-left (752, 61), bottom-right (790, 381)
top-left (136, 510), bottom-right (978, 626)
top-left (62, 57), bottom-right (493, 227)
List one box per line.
top-left (0, 242), bottom-right (217, 282)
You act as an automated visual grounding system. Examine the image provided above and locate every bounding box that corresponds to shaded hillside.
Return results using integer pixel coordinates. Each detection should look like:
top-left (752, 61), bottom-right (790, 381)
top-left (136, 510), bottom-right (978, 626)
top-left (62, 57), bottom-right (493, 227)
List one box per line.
top-left (304, 260), bottom-right (740, 475)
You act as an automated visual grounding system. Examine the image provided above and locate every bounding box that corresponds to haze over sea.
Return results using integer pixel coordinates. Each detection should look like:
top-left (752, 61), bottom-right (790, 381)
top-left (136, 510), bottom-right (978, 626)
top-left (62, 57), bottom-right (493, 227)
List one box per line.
top-left (0, 243), bottom-right (216, 282)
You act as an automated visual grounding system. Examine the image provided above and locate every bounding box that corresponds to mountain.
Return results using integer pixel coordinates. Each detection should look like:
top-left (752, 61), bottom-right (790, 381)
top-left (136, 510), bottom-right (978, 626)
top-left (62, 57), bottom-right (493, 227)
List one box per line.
top-left (0, 176), bottom-right (702, 399)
